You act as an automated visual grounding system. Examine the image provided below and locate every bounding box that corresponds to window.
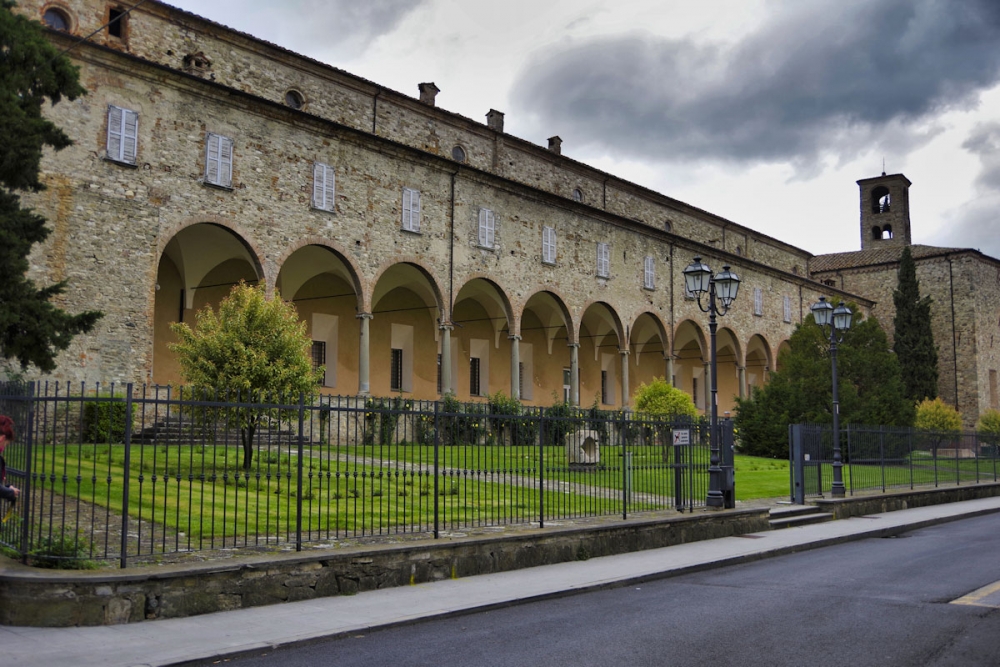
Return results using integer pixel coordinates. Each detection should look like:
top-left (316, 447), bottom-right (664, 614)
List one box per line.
top-left (106, 105), bottom-right (138, 165)
top-left (783, 295), bottom-right (792, 323)
top-left (285, 90), bottom-right (304, 109)
top-left (542, 226), bottom-right (556, 264)
top-left (643, 256), bottom-right (655, 290)
top-left (452, 145), bottom-right (466, 162)
top-left (312, 162), bottom-right (336, 212)
top-left (572, 188), bottom-right (583, 202)
top-left (390, 348), bottom-right (403, 392)
top-left (664, 220), bottom-right (672, 233)
top-left (402, 188), bottom-right (421, 232)
top-left (597, 242), bottom-right (610, 278)
top-left (470, 357), bottom-right (481, 396)
top-left (204, 133), bottom-right (233, 188)
top-left (754, 288), bottom-right (763, 316)
top-left (563, 368), bottom-right (571, 403)
top-left (311, 341), bottom-right (326, 384)
top-left (478, 208), bottom-right (495, 248)
top-left (43, 8), bottom-right (71, 30)
top-left (108, 6), bottom-right (126, 39)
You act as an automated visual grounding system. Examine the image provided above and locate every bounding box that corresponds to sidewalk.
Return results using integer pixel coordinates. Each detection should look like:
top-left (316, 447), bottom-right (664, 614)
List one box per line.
top-left (3, 496), bottom-right (1000, 667)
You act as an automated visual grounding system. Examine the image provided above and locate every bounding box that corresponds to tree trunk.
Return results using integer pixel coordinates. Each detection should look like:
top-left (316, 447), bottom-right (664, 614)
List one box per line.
top-left (241, 422), bottom-right (257, 472)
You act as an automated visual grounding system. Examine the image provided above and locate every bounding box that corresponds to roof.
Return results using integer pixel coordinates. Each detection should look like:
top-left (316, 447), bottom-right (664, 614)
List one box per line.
top-left (809, 244), bottom-right (984, 273)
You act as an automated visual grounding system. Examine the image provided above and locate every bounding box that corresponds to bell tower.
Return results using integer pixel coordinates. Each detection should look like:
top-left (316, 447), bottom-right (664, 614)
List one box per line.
top-left (858, 173), bottom-right (911, 251)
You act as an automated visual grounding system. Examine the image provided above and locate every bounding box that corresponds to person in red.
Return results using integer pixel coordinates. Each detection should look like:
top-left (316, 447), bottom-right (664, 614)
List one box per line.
top-left (0, 415), bottom-right (20, 502)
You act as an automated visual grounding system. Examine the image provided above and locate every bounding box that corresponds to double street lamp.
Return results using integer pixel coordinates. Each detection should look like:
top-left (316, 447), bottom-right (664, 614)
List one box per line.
top-left (810, 296), bottom-right (853, 498)
top-left (683, 257), bottom-right (740, 509)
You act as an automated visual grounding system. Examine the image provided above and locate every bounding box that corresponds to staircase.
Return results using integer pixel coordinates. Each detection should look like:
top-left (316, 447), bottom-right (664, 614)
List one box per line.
top-left (134, 416), bottom-right (297, 446)
top-left (769, 505), bottom-right (833, 530)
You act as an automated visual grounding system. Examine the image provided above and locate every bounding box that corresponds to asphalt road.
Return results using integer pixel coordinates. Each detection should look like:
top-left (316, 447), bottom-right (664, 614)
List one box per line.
top-left (196, 513), bottom-right (1000, 667)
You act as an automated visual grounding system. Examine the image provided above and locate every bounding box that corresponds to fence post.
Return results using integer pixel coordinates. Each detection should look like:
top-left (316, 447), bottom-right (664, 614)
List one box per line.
top-left (538, 413), bottom-right (545, 529)
top-left (433, 400), bottom-right (439, 539)
top-left (908, 428), bottom-right (914, 490)
top-left (880, 426), bottom-right (886, 493)
top-left (790, 424), bottom-right (804, 505)
top-left (119, 384), bottom-right (134, 569)
top-left (296, 392), bottom-right (305, 552)
top-left (621, 410), bottom-right (629, 520)
top-left (19, 382), bottom-right (36, 565)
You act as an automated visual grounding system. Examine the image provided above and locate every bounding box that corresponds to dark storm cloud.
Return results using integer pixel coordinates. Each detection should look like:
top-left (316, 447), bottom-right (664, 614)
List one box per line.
top-left (933, 122), bottom-right (1000, 254)
top-left (963, 122), bottom-right (1000, 192)
top-left (511, 0), bottom-right (1000, 169)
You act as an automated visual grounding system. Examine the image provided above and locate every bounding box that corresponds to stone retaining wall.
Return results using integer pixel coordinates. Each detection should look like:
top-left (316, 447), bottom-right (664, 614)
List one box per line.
top-left (0, 509), bottom-right (770, 627)
top-left (811, 482), bottom-right (1000, 520)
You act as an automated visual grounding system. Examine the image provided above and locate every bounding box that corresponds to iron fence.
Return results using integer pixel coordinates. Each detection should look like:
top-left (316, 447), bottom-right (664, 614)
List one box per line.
top-left (790, 423), bottom-right (1000, 502)
top-left (0, 382), bottom-right (713, 567)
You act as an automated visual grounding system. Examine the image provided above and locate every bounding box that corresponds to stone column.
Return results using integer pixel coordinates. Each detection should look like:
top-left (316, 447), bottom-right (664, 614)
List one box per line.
top-left (509, 334), bottom-right (521, 400)
top-left (440, 323), bottom-right (453, 396)
top-left (738, 366), bottom-right (747, 399)
top-left (666, 356), bottom-right (675, 386)
top-left (569, 343), bottom-right (580, 406)
top-left (357, 313), bottom-right (373, 395)
top-left (620, 349), bottom-right (630, 407)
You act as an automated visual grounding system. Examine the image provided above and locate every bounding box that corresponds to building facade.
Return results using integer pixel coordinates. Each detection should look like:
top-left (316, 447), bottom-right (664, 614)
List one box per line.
top-left (38, 1), bottom-right (1000, 425)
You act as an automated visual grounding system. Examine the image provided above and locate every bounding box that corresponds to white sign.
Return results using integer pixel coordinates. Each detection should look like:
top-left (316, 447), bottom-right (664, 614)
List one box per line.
top-left (672, 429), bottom-right (691, 446)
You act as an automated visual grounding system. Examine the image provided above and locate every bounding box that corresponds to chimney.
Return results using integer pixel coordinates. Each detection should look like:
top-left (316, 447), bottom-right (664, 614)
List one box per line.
top-left (418, 82), bottom-right (440, 106)
top-left (548, 136), bottom-right (562, 155)
top-left (486, 109), bottom-right (505, 133)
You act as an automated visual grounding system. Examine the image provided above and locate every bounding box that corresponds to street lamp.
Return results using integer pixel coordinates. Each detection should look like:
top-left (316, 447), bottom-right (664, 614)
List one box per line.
top-left (810, 296), bottom-right (853, 498)
top-left (683, 256), bottom-right (740, 508)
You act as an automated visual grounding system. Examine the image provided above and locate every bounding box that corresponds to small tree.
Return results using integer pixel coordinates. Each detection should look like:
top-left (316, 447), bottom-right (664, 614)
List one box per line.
top-left (914, 397), bottom-right (962, 433)
top-left (977, 409), bottom-right (1000, 451)
top-left (633, 378), bottom-right (698, 420)
top-left (170, 282), bottom-right (321, 471)
top-left (893, 247), bottom-right (938, 403)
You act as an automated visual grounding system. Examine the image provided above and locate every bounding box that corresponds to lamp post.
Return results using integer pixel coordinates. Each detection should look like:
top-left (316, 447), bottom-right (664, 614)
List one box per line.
top-left (810, 296), bottom-right (853, 498)
top-left (682, 256), bottom-right (740, 508)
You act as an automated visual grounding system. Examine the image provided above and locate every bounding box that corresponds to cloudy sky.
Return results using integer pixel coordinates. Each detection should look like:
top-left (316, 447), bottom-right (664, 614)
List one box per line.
top-left (165, 0), bottom-right (1000, 258)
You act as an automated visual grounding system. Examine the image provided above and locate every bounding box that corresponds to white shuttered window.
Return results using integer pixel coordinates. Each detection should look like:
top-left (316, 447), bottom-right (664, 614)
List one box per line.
top-left (205, 133), bottom-right (233, 188)
top-left (783, 295), bottom-right (792, 322)
top-left (644, 256), bottom-right (655, 289)
top-left (312, 162), bottom-right (336, 211)
top-left (542, 226), bottom-right (556, 264)
top-left (106, 105), bottom-right (138, 165)
top-left (402, 188), bottom-right (421, 232)
top-left (478, 208), bottom-right (495, 248)
top-left (597, 242), bottom-right (610, 278)
top-left (754, 288), bottom-right (764, 316)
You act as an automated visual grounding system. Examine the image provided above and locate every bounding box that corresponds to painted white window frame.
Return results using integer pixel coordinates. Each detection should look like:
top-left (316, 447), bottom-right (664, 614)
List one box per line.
top-left (312, 162), bottom-right (336, 212)
top-left (643, 256), bottom-right (655, 290)
top-left (754, 288), bottom-right (764, 316)
top-left (106, 105), bottom-right (138, 165)
top-left (783, 295), bottom-right (792, 323)
top-left (478, 208), bottom-right (496, 248)
top-left (597, 242), bottom-right (610, 278)
top-left (204, 132), bottom-right (233, 188)
top-left (402, 187), bottom-right (421, 232)
top-left (542, 226), bottom-right (556, 264)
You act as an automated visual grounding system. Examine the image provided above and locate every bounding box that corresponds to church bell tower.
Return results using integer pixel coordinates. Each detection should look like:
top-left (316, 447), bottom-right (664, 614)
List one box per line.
top-left (858, 173), bottom-right (912, 251)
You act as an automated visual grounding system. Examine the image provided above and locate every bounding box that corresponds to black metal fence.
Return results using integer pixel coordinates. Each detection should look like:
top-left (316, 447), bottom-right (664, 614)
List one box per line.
top-left (789, 423), bottom-right (1000, 502)
top-left (0, 382), bottom-right (714, 567)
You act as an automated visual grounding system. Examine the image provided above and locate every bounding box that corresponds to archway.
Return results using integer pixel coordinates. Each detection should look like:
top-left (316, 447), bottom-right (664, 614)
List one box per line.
top-left (579, 302), bottom-right (625, 407)
top-left (452, 278), bottom-right (515, 400)
top-left (745, 334), bottom-right (773, 397)
top-left (629, 312), bottom-right (670, 398)
top-left (673, 320), bottom-right (707, 413)
top-left (520, 291), bottom-right (573, 405)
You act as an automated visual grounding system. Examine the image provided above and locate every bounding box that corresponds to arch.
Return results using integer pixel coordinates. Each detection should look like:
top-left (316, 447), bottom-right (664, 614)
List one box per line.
top-left (775, 340), bottom-right (792, 373)
top-left (871, 226), bottom-right (882, 241)
top-left (41, 3), bottom-right (75, 32)
top-left (629, 311), bottom-right (671, 397)
top-left (871, 186), bottom-right (890, 214)
top-left (274, 238), bottom-right (365, 311)
top-left (745, 334), bottom-right (773, 397)
top-left (520, 290), bottom-right (574, 405)
top-left (276, 243), bottom-right (365, 393)
top-left (452, 277), bottom-right (517, 400)
top-left (881, 224), bottom-right (893, 240)
top-left (153, 223), bottom-right (264, 385)
top-left (370, 259), bottom-right (445, 316)
top-left (715, 327), bottom-right (743, 416)
top-left (673, 319), bottom-right (707, 412)
top-left (579, 301), bottom-right (627, 407)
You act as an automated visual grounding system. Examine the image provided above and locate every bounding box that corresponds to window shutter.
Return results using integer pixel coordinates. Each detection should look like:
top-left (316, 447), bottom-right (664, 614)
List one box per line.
top-left (478, 209), bottom-right (495, 248)
top-left (754, 288), bottom-right (763, 316)
top-left (402, 188), bottom-right (421, 231)
top-left (219, 135), bottom-right (233, 187)
top-left (323, 164), bottom-right (335, 210)
top-left (107, 106), bottom-right (123, 161)
top-left (313, 163), bottom-right (326, 209)
top-left (121, 109), bottom-right (138, 164)
top-left (597, 243), bottom-right (609, 277)
top-left (644, 256), bottom-right (655, 289)
top-left (205, 133), bottom-right (220, 184)
top-left (543, 226), bottom-right (555, 263)
top-left (783, 295), bottom-right (792, 323)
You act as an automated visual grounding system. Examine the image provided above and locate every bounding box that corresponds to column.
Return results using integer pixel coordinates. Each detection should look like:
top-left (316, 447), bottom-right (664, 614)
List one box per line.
top-left (509, 334), bottom-right (521, 400)
top-left (738, 366), bottom-right (747, 399)
top-left (569, 343), bottom-right (580, 406)
top-left (440, 323), bottom-right (453, 396)
top-left (666, 356), bottom-right (675, 386)
top-left (620, 349), bottom-right (630, 407)
top-left (357, 313), bottom-right (373, 395)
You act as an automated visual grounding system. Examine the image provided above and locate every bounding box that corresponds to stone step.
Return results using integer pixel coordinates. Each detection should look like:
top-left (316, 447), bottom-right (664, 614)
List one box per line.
top-left (769, 510), bottom-right (834, 530)
top-left (769, 505), bottom-right (822, 519)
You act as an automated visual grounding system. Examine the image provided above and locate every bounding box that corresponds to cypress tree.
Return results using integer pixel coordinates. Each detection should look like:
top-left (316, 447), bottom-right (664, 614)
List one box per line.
top-left (0, 2), bottom-right (101, 372)
top-left (892, 247), bottom-right (937, 402)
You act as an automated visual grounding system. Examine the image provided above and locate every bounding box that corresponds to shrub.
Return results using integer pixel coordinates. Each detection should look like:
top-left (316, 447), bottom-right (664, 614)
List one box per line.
top-left (915, 397), bottom-right (962, 433)
top-left (29, 534), bottom-right (99, 570)
top-left (82, 395), bottom-right (136, 444)
top-left (633, 378), bottom-right (698, 420)
top-left (977, 409), bottom-right (1000, 446)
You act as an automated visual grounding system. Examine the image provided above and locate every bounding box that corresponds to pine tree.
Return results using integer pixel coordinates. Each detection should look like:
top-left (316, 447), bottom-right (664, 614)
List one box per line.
top-left (892, 247), bottom-right (937, 402)
top-left (0, 2), bottom-right (101, 372)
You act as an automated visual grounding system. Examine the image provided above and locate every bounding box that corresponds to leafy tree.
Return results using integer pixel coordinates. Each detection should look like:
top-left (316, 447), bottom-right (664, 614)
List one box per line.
top-left (892, 247), bottom-right (938, 402)
top-left (735, 306), bottom-right (914, 458)
top-left (977, 409), bottom-right (1000, 449)
top-left (170, 282), bottom-right (321, 471)
top-left (633, 378), bottom-right (698, 420)
top-left (914, 397), bottom-right (962, 433)
top-left (0, 2), bottom-right (101, 371)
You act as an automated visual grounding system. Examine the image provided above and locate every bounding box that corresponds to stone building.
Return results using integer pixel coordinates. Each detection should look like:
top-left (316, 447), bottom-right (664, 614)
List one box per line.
top-left (28, 0), bottom-right (998, 426)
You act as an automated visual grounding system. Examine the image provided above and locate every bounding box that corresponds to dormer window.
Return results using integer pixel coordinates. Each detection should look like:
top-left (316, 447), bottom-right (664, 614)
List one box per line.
top-left (42, 7), bottom-right (72, 31)
top-left (285, 90), bottom-right (304, 110)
